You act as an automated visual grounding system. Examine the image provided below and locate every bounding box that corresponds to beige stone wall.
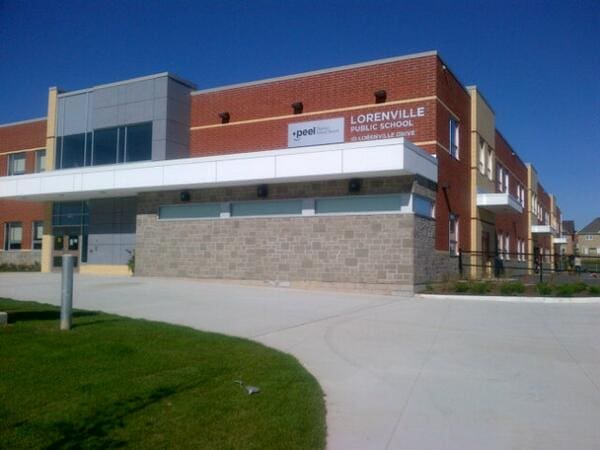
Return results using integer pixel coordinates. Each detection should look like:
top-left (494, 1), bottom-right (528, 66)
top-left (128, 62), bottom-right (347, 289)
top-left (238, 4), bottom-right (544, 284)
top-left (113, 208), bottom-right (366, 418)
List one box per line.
top-left (0, 250), bottom-right (41, 266)
top-left (413, 216), bottom-right (459, 286)
top-left (135, 177), bottom-right (454, 291)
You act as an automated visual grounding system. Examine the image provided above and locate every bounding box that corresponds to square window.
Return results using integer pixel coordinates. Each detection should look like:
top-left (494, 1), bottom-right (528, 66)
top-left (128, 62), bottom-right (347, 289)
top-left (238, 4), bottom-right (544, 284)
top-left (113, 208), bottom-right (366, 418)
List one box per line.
top-left (4, 222), bottom-right (22, 250)
top-left (8, 153), bottom-right (26, 175)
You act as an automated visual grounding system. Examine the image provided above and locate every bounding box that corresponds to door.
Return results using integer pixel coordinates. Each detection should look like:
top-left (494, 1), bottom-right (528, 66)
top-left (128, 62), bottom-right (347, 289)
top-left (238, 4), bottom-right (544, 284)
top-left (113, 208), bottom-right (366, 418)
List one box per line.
top-left (481, 231), bottom-right (491, 277)
top-left (52, 231), bottom-right (80, 270)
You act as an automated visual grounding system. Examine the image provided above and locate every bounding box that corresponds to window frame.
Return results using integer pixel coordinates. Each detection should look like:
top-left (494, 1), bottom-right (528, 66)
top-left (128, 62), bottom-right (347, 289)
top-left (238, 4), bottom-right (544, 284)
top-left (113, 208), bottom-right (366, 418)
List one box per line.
top-left (449, 118), bottom-right (460, 160)
top-left (487, 149), bottom-right (494, 180)
top-left (478, 138), bottom-right (486, 175)
top-left (32, 221), bottom-right (44, 250)
top-left (34, 149), bottom-right (46, 173)
top-left (4, 222), bottom-right (23, 250)
top-left (448, 214), bottom-right (459, 256)
top-left (7, 152), bottom-right (26, 176)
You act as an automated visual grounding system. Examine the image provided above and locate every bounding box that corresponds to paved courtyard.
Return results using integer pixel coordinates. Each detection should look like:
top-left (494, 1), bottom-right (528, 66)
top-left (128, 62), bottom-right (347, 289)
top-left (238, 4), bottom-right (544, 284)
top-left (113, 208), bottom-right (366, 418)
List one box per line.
top-left (1, 273), bottom-right (599, 450)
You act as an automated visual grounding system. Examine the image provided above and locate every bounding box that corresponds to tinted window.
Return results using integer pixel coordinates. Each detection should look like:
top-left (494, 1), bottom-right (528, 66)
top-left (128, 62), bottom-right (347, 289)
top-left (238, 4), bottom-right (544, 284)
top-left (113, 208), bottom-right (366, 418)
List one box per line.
top-left (61, 133), bottom-right (85, 169)
top-left (231, 200), bottom-right (302, 216)
top-left (126, 122), bottom-right (152, 162)
top-left (315, 195), bottom-right (408, 214)
top-left (159, 203), bottom-right (221, 219)
top-left (93, 127), bottom-right (118, 166)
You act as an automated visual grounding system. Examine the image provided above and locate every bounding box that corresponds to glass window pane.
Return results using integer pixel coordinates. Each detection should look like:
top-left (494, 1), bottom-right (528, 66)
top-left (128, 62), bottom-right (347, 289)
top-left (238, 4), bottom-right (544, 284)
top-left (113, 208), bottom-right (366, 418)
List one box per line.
top-left (8, 153), bottom-right (26, 175)
top-left (61, 133), bottom-right (85, 169)
top-left (126, 122), bottom-right (152, 162)
top-left (5, 223), bottom-right (22, 250)
top-left (52, 201), bottom-right (89, 227)
top-left (118, 127), bottom-right (126, 163)
top-left (159, 203), bottom-right (221, 219)
top-left (315, 195), bottom-right (408, 214)
top-left (231, 200), bottom-right (302, 217)
top-left (35, 150), bottom-right (46, 172)
top-left (54, 236), bottom-right (64, 251)
top-left (413, 196), bottom-right (433, 217)
top-left (93, 127), bottom-right (118, 166)
top-left (85, 132), bottom-right (93, 166)
top-left (32, 221), bottom-right (43, 250)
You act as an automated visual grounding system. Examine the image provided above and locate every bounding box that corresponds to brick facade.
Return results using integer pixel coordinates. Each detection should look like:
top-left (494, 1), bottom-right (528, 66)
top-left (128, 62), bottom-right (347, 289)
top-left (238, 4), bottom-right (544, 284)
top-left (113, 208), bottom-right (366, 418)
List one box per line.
top-left (0, 120), bottom-right (46, 251)
top-left (495, 131), bottom-right (529, 257)
top-left (190, 54), bottom-right (472, 254)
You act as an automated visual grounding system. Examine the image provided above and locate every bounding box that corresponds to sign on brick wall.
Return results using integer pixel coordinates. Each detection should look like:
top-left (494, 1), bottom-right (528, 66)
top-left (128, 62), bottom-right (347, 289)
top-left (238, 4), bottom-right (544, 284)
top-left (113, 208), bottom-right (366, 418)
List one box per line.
top-left (288, 118), bottom-right (345, 148)
top-left (348, 106), bottom-right (426, 142)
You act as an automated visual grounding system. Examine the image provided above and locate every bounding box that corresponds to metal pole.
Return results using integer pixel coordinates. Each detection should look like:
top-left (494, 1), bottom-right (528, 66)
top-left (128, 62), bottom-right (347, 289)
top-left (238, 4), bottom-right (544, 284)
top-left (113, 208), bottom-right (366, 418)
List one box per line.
top-left (60, 254), bottom-right (74, 330)
top-left (539, 258), bottom-right (543, 284)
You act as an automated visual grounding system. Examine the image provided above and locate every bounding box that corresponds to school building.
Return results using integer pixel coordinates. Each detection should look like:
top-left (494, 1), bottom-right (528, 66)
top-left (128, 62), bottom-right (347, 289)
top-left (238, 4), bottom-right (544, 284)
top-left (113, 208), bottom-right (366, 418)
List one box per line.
top-left (0, 51), bottom-right (563, 292)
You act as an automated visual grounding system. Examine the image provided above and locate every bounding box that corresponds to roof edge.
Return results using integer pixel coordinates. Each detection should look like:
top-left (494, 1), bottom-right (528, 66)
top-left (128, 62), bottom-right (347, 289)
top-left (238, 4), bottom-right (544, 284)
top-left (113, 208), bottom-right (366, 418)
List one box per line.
top-left (58, 72), bottom-right (197, 98)
top-left (0, 117), bottom-right (46, 129)
top-left (191, 50), bottom-right (438, 95)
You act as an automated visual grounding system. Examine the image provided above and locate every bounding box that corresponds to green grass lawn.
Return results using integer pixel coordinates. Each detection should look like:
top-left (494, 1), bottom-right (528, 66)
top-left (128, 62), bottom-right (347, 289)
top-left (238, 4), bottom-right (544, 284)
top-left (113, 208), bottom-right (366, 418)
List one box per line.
top-left (0, 298), bottom-right (326, 449)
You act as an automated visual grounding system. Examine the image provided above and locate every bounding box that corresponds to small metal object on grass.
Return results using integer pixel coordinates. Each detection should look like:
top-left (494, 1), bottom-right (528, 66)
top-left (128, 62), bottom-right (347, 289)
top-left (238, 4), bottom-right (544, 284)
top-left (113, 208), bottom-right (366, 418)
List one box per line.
top-left (234, 380), bottom-right (261, 395)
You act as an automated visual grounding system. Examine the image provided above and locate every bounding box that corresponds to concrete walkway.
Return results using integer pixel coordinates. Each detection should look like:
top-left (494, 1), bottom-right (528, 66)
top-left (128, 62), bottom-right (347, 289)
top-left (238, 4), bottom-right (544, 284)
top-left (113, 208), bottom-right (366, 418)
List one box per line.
top-left (1, 273), bottom-right (599, 450)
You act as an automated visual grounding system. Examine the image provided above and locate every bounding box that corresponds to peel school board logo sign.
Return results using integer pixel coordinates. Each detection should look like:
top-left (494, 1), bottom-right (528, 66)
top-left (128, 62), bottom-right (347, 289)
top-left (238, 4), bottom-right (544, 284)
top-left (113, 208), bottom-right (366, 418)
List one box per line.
top-left (288, 118), bottom-right (345, 148)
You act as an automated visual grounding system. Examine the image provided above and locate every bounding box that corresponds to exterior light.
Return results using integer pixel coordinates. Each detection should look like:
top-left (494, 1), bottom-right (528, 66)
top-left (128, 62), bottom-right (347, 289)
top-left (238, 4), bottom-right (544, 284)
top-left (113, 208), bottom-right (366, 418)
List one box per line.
top-left (257, 184), bottom-right (268, 198)
top-left (374, 90), bottom-right (387, 103)
top-left (291, 102), bottom-right (303, 114)
top-left (180, 191), bottom-right (191, 202)
top-left (348, 178), bottom-right (362, 193)
top-left (219, 112), bottom-right (230, 124)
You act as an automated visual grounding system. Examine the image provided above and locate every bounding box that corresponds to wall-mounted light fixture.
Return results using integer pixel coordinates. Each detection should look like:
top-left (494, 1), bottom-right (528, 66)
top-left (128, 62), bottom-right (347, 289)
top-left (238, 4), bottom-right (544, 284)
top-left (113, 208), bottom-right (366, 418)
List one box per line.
top-left (374, 90), bottom-right (387, 104)
top-left (180, 191), bottom-right (191, 202)
top-left (291, 102), bottom-right (303, 114)
top-left (257, 184), bottom-right (269, 198)
top-left (219, 111), bottom-right (230, 124)
top-left (348, 178), bottom-right (362, 193)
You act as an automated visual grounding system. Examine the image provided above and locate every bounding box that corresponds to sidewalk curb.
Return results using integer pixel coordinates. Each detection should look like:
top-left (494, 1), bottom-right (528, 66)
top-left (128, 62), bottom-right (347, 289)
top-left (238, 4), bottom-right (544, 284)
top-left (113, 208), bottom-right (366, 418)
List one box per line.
top-left (416, 293), bottom-right (600, 304)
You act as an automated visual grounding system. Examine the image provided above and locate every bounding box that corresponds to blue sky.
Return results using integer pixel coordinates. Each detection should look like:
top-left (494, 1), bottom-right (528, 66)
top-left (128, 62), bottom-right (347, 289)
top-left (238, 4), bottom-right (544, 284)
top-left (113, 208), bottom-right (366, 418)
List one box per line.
top-left (1, 0), bottom-right (598, 228)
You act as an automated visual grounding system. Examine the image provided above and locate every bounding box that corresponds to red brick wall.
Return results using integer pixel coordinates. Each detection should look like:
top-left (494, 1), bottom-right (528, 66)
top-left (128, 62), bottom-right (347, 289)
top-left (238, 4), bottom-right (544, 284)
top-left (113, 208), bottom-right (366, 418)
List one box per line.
top-left (190, 54), bottom-right (472, 251)
top-left (495, 131), bottom-right (529, 255)
top-left (535, 184), bottom-right (552, 252)
top-left (0, 120), bottom-right (46, 250)
top-left (190, 55), bottom-right (438, 156)
top-left (433, 60), bottom-right (472, 252)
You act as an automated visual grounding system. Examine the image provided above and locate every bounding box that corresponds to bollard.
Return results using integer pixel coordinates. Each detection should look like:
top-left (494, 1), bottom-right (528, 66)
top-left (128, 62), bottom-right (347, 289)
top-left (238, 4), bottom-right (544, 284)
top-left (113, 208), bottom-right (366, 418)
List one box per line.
top-left (60, 255), bottom-right (74, 330)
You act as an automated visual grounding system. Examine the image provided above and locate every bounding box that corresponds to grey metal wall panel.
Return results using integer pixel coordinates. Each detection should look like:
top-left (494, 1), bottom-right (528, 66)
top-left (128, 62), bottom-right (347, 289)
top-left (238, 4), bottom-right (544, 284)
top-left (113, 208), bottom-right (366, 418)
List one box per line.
top-left (93, 106), bottom-right (119, 129)
top-left (166, 120), bottom-right (188, 146)
top-left (58, 93), bottom-right (89, 136)
top-left (123, 79), bottom-right (155, 103)
top-left (120, 100), bottom-right (154, 124)
top-left (153, 77), bottom-right (169, 98)
top-left (168, 78), bottom-right (192, 102)
top-left (151, 140), bottom-right (166, 161)
top-left (58, 74), bottom-right (191, 162)
top-left (93, 86), bottom-right (121, 109)
top-left (165, 142), bottom-right (188, 160)
top-left (153, 98), bottom-right (168, 121)
top-left (166, 97), bottom-right (189, 125)
top-left (86, 197), bottom-right (137, 265)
